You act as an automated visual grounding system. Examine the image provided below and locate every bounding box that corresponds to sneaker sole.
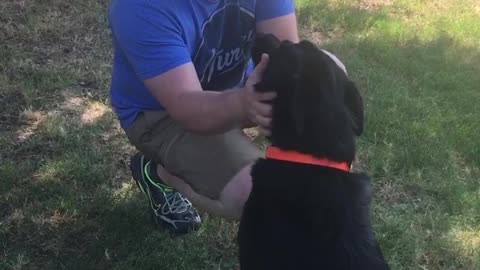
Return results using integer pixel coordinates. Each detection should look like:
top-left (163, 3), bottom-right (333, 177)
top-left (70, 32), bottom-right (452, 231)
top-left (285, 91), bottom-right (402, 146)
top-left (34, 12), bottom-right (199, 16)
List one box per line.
top-left (150, 209), bottom-right (199, 235)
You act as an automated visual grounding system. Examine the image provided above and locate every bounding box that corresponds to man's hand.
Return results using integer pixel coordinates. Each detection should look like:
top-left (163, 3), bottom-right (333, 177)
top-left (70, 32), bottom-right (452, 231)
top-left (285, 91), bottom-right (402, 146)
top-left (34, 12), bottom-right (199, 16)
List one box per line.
top-left (241, 53), bottom-right (276, 135)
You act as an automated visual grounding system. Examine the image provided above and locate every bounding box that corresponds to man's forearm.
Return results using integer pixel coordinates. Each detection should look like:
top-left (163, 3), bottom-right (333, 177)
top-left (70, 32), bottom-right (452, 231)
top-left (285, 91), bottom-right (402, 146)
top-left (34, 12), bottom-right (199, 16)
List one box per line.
top-left (167, 88), bottom-right (247, 135)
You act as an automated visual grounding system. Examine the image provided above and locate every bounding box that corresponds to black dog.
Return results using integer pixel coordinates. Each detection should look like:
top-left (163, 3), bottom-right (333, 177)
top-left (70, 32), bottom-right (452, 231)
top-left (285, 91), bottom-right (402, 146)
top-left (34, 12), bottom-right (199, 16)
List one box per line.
top-left (238, 33), bottom-right (389, 270)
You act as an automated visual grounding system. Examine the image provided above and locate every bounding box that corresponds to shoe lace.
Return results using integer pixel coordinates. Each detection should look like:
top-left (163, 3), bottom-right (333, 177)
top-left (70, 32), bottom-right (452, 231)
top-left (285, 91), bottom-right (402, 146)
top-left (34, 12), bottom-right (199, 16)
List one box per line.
top-left (164, 191), bottom-right (193, 214)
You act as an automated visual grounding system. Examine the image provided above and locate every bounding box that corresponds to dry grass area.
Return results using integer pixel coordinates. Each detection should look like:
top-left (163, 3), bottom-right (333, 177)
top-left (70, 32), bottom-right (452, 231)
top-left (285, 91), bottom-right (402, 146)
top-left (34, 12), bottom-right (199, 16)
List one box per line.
top-left (354, 0), bottom-right (392, 10)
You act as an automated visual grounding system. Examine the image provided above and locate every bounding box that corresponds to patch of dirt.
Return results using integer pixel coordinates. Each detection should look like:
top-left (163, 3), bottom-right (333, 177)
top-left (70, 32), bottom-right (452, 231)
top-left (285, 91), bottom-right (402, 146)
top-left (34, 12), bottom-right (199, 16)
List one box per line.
top-left (61, 93), bottom-right (88, 113)
top-left (299, 27), bottom-right (330, 46)
top-left (15, 110), bottom-right (47, 142)
top-left (377, 181), bottom-right (404, 203)
top-left (243, 127), bottom-right (259, 140)
top-left (81, 102), bottom-right (109, 125)
top-left (376, 181), bottom-right (423, 205)
top-left (0, 89), bottom-right (28, 131)
top-left (31, 210), bottom-right (79, 230)
top-left (354, 0), bottom-right (392, 11)
top-left (350, 156), bottom-right (367, 173)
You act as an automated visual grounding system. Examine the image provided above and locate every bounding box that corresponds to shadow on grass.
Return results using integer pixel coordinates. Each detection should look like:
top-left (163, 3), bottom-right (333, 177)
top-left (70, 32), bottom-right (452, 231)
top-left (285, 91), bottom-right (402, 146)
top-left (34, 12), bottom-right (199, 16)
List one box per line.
top-left (320, 24), bottom-right (480, 270)
top-left (1, 109), bottom-right (239, 269)
top-left (1, 0), bottom-right (240, 268)
top-left (294, 2), bottom-right (479, 268)
top-left (296, 0), bottom-right (390, 36)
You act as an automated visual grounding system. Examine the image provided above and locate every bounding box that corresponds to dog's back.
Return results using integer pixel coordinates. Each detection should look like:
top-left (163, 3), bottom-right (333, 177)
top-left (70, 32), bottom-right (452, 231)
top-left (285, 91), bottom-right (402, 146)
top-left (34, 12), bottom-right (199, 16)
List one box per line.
top-left (239, 160), bottom-right (389, 270)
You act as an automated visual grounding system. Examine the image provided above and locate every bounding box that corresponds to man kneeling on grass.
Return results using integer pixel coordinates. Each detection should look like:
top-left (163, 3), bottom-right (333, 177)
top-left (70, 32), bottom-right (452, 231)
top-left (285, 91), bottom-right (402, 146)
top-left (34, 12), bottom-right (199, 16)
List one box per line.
top-left (108, 0), bottom-right (299, 233)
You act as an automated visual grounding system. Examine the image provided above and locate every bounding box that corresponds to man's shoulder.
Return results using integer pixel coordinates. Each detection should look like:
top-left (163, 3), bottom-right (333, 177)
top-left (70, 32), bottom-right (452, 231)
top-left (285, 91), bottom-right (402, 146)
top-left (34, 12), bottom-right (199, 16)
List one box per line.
top-left (109, 0), bottom-right (186, 21)
top-left (109, 0), bottom-right (178, 10)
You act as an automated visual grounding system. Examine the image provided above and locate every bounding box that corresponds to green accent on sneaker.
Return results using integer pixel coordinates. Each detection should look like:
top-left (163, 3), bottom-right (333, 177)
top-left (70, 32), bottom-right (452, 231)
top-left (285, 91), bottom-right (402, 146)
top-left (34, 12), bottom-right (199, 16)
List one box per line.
top-left (144, 161), bottom-right (173, 193)
top-left (137, 178), bottom-right (147, 194)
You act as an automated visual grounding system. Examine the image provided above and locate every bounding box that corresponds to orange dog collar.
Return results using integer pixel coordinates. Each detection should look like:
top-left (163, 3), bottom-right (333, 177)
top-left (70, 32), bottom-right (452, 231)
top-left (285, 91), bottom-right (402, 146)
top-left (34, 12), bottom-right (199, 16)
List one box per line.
top-left (266, 146), bottom-right (351, 172)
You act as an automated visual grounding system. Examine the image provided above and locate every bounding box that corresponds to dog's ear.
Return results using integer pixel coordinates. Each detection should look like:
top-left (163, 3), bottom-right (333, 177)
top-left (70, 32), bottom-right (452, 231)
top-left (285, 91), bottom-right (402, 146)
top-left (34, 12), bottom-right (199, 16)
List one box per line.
top-left (291, 78), bottom-right (306, 135)
top-left (252, 32), bottom-right (280, 65)
top-left (344, 81), bottom-right (364, 136)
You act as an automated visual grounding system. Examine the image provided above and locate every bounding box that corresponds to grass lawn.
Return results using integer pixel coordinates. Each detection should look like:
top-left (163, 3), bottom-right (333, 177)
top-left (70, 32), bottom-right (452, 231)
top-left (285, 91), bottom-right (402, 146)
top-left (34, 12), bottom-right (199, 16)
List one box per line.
top-left (1, 0), bottom-right (479, 269)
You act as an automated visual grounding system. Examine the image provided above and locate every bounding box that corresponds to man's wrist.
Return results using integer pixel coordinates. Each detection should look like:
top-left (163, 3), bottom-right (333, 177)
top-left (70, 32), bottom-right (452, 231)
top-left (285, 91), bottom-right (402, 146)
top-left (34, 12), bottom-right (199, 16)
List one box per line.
top-left (227, 86), bottom-right (249, 128)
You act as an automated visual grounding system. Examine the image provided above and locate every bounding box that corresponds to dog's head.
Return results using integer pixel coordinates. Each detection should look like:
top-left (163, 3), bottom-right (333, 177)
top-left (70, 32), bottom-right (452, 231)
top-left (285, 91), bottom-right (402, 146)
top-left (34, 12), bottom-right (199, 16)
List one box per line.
top-left (252, 33), bottom-right (364, 162)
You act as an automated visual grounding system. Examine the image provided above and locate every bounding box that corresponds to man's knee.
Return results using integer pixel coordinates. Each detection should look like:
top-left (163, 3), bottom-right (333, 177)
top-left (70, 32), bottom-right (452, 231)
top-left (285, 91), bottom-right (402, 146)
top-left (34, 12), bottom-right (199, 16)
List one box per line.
top-left (165, 128), bottom-right (261, 201)
top-left (218, 163), bottom-right (255, 220)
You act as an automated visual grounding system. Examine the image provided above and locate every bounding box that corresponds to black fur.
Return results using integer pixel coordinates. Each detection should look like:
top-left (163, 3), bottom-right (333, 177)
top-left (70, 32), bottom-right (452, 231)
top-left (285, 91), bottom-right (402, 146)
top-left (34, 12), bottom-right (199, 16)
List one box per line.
top-left (238, 33), bottom-right (389, 270)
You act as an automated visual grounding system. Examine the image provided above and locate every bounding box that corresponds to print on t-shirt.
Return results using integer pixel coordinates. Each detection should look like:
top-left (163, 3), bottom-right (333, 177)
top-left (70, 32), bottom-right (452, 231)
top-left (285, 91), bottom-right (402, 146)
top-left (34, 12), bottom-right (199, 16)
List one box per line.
top-left (193, 3), bottom-right (255, 91)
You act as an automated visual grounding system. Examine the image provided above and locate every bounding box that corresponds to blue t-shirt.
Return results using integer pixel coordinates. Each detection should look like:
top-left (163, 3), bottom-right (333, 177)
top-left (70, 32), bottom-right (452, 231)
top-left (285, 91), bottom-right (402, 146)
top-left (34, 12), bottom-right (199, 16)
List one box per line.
top-left (108, 0), bottom-right (295, 128)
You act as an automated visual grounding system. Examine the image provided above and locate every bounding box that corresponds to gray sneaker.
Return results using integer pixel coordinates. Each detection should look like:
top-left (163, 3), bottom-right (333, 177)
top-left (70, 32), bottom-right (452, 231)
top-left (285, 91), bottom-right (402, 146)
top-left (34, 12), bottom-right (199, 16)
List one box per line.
top-left (129, 152), bottom-right (201, 234)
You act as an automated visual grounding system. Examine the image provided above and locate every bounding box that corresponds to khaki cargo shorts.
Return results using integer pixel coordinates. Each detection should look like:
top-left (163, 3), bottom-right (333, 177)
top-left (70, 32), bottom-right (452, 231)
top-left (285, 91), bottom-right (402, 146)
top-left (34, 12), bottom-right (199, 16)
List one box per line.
top-left (124, 110), bottom-right (263, 200)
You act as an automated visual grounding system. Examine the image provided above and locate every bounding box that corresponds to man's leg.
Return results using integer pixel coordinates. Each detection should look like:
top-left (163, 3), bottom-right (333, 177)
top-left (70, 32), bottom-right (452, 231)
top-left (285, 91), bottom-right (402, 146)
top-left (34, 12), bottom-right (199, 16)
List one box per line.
top-left (156, 161), bottom-right (254, 221)
top-left (124, 110), bottom-right (262, 231)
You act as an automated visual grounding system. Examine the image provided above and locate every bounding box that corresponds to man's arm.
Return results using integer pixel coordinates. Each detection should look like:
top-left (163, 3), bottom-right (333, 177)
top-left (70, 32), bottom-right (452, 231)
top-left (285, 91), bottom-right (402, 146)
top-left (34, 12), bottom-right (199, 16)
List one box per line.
top-left (144, 56), bottom-right (274, 135)
top-left (256, 13), bottom-right (300, 43)
top-left (144, 63), bottom-right (245, 135)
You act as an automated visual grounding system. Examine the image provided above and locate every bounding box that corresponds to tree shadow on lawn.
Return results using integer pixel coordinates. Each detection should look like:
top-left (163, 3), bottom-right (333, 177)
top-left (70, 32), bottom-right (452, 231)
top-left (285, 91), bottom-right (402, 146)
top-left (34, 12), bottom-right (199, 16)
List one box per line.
top-left (1, 105), bottom-right (240, 269)
top-left (295, 0), bottom-right (391, 43)
top-left (321, 24), bottom-right (480, 270)
top-left (1, 0), bottom-right (239, 268)
top-left (294, 2), bottom-right (479, 269)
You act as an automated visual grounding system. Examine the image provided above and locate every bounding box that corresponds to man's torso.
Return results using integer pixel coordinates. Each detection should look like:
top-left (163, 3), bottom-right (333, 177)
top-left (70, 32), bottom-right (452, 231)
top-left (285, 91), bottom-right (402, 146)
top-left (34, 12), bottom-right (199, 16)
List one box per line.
top-left (109, 0), bottom-right (257, 128)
